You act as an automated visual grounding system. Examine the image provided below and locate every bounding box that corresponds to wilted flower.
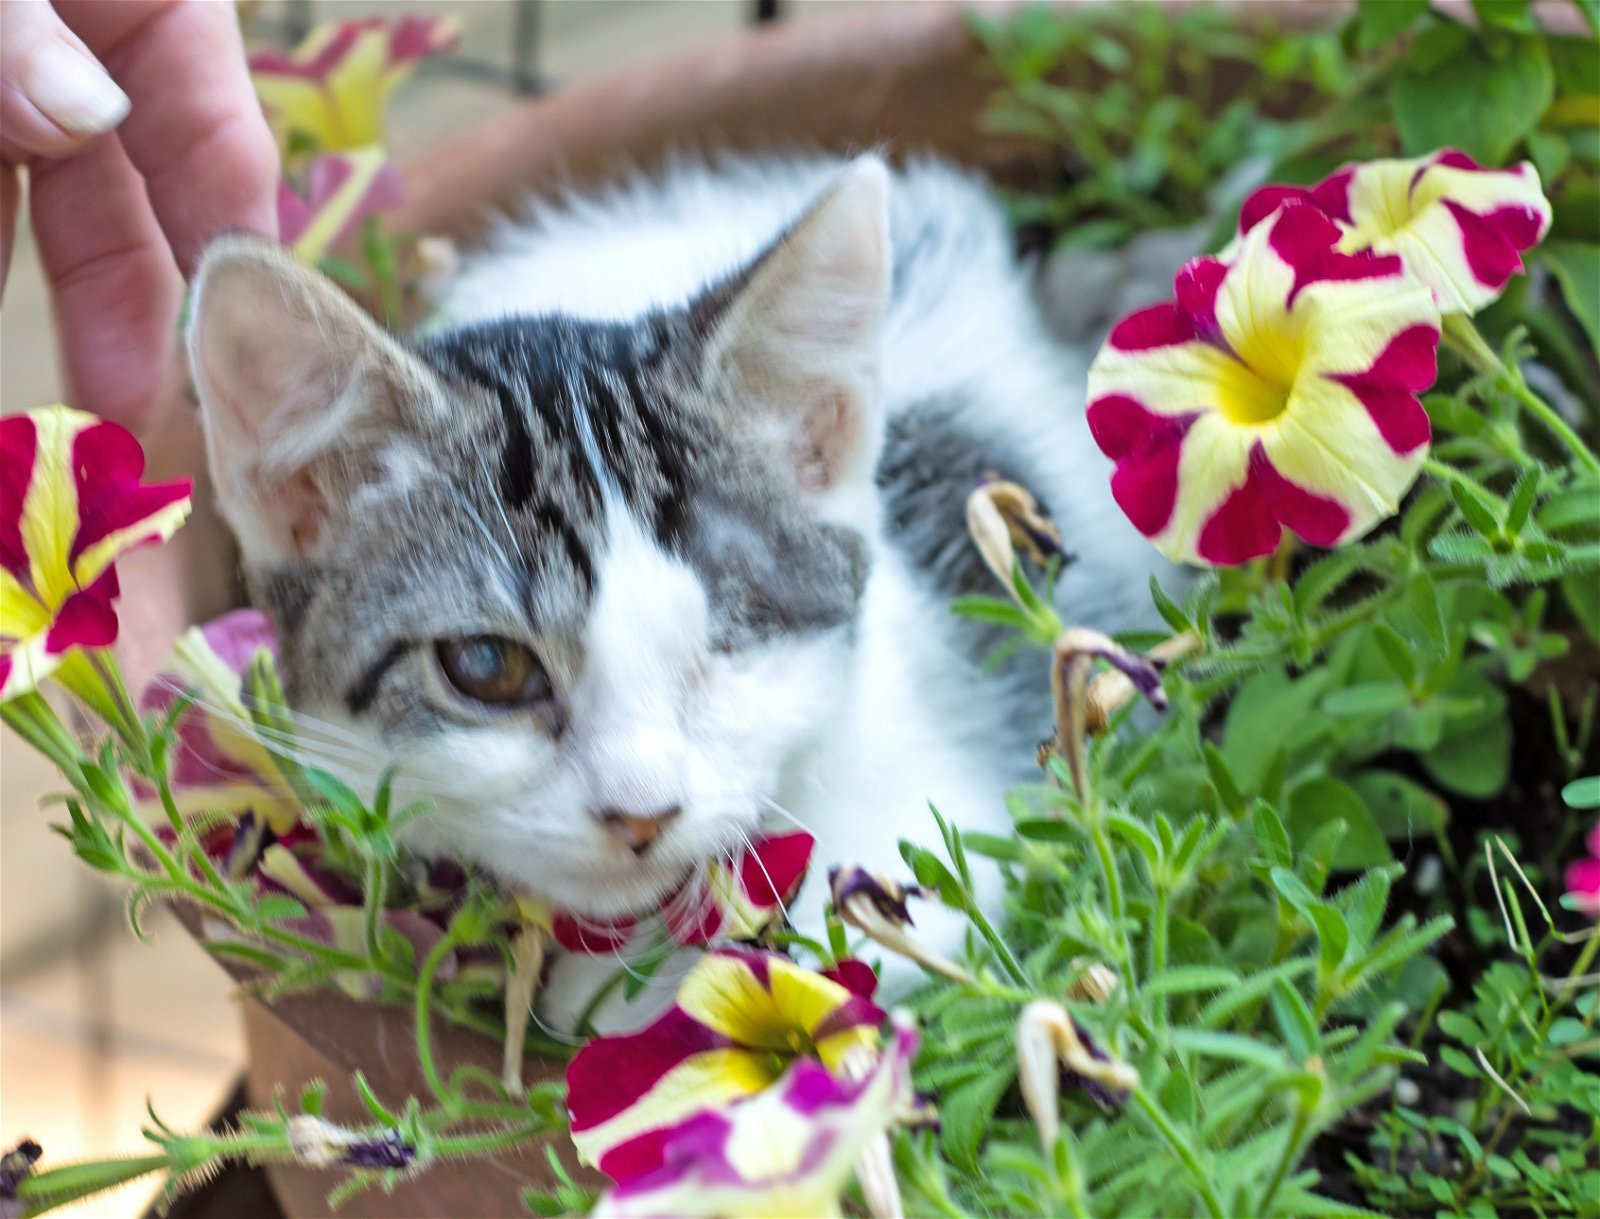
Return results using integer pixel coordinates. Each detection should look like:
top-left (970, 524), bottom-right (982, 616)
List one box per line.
top-left (1563, 822), bottom-right (1600, 919)
top-left (595, 1016), bottom-right (919, 1219)
top-left (285, 1115), bottom-right (414, 1171)
top-left (1, 406), bottom-right (191, 701)
top-left (1087, 202), bottom-right (1439, 566)
top-left (966, 478), bottom-right (1065, 593)
top-left (1017, 1000), bottom-right (1138, 1150)
top-left (567, 946), bottom-right (885, 1181)
top-left (1239, 150), bottom-right (1551, 317)
top-left (829, 863), bottom-right (976, 986)
top-left (277, 149), bottom-right (404, 264)
top-left (250, 15), bottom-right (460, 156)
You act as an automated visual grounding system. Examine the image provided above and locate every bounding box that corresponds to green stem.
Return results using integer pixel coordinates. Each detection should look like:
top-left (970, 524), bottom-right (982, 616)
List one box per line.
top-left (965, 899), bottom-right (1033, 989)
top-left (1131, 1086), bottom-right (1225, 1219)
top-left (1150, 886), bottom-right (1170, 1027)
top-left (1443, 313), bottom-right (1599, 474)
top-left (1256, 1106), bottom-right (1311, 1216)
top-left (415, 926), bottom-right (465, 1112)
top-left (1090, 820), bottom-right (1137, 986)
top-left (156, 771), bottom-right (230, 895)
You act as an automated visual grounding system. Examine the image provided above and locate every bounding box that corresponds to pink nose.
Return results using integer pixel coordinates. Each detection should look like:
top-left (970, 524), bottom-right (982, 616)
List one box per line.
top-left (593, 805), bottom-right (682, 855)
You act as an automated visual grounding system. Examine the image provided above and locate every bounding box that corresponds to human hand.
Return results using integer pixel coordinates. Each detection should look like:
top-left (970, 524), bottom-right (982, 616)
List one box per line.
top-left (1, 0), bottom-right (279, 431)
top-left (1, 0), bottom-right (280, 686)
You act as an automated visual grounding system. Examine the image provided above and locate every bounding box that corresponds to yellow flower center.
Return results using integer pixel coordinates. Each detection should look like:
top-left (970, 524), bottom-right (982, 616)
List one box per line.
top-left (1214, 320), bottom-right (1305, 426)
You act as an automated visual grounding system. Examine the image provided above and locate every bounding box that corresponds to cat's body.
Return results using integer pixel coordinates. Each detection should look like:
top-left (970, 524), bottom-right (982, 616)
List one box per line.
top-left (188, 155), bottom-right (1172, 1030)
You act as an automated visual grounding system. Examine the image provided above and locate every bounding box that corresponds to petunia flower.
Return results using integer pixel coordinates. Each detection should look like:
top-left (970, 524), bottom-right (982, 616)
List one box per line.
top-left (136, 609), bottom-right (302, 834)
top-left (1086, 202), bottom-right (1440, 566)
top-left (278, 149), bottom-right (404, 265)
top-left (249, 15), bottom-right (460, 156)
top-left (1563, 822), bottom-right (1600, 919)
top-left (596, 1016), bottom-right (918, 1219)
top-left (1, 406), bottom-right (191, 701)
top-left (566, 946), bottom-right (885, 1182)
top-left (1238, 151), bottom-right (1551, 318)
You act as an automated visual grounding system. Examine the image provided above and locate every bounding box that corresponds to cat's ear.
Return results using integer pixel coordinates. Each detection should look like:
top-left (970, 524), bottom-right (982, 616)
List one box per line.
top-left (188, 236), bottom-right (445, 564)
top-left (695, 157), bottom-right (891, 518)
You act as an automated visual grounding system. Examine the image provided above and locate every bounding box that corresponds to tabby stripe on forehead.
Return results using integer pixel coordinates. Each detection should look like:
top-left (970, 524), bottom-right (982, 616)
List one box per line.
top-left (346, 639), bottom-right (415, 714)
top-left (619, 363), bottom-right (693, 547)
top-left (493, 382), bottom-right (537, 509)
top-left (532, 498), bottom-right (594, 593)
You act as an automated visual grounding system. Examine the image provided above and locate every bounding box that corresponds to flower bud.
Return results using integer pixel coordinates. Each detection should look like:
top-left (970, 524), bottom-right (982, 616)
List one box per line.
top-left (1064, 961), bottom-right (1119, 1005)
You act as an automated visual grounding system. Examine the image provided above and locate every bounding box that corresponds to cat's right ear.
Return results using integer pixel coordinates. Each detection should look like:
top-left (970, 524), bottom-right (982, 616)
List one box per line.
top-left (188, 236), bottom-right (444, 564)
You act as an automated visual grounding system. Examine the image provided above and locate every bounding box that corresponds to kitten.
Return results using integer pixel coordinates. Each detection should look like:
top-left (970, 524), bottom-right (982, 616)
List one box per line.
top-left (187, 155), bottom-right (1177, 1029)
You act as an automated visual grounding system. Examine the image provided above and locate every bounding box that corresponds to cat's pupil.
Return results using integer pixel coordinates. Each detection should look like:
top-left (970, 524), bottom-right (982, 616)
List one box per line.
top-left (436, 636), bottom-right (548, 706)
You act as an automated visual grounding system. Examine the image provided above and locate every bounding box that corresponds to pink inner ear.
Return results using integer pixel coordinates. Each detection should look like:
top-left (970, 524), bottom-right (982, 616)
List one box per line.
top-left (797, 391), bottom-right (860, 492)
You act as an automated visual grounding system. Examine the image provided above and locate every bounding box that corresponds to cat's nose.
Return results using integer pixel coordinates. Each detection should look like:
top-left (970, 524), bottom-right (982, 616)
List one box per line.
top-left (593, 805), bottom-right (682, 855)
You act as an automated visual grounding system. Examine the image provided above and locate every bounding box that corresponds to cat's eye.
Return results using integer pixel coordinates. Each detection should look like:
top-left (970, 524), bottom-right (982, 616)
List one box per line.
top-left (435, 636), bottom-right (552, 707)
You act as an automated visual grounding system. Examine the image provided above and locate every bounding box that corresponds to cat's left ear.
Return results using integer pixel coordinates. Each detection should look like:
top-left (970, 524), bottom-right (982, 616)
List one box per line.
top-left (695, 157), bottom-right (891, 520)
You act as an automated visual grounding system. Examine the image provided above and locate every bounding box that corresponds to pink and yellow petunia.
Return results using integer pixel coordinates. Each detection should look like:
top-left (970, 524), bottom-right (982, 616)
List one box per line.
top-left (249, 15), bottom-right (460, 156)
top-left (1, 407), bottom-right (191, 700)
top-left (136, 610), bottom-right (302, 834)
top-left (567, 947), bottom-right (885, 1182)
top-left (1086, 202), bottom-right (1441, 566)
top-left (596, 1016), bottom-right (918, 1219)
top-left (1238, 150), bottom-right (1551, 318)
top-left (278, 149), bottom-right (404, 265)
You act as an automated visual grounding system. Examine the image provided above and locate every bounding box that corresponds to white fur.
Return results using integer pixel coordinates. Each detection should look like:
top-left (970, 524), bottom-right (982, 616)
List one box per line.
top-left (421, 156), bottom-right (1179, 1029)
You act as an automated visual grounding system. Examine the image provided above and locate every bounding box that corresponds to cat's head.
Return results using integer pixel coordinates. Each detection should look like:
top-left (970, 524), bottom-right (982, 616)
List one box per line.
top-left (186, 159), bottom-right (890, 918)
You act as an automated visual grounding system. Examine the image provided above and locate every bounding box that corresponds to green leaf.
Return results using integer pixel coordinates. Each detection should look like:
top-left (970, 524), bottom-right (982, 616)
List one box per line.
top-left (1168, 1029), bottom-right (1288, 1072)
top-left (1470, 0), bottom-right (1533, 29)
top-left (1422, 713), bottom-right (1511, 798)
top-left (1150, 575), bottom-right (1191, 634)
top-left (1392, 31), bottom-right (1555, 164)
top-left (1271, 866), bottom-right (1350, 970)
top-left (1351, 769), bottom-right (1449, 840)
top-left (1538, 242), bottom-right (1600, 354)
top-left (1201, 742), bottom-right (1246, 816)
top-left (1252, 801), bottom-right (1294, 869)
top-left (1563, 776), bottom-right (1600, 808)
top-left (1372, 624), bottom-right (1419, 687)
top-left (1357, 0), bottom-right (1429, 51)
top-left (1143, 965), bottom-right (1241, 997)
top-left (1450, 478), bottom-right (1505, 538)
top-left (1271, 978), bottom-right (1321, 1062)
top-left (1561, 571), bottom-right (1600, 642)
top-left (1288, 777), bottom-right (1395, 869)
top-left (900, 843), bottom-right (966, 907)
top-left (941, 1068), bottom-right (1015, 1173)
top-left (1107, 813), bottom-right (1161, 869)
top-left (1503, 473), bottom-right (1540, 538)
top-left (253, 895), bottom-right (310, 924)
top-left (1322, 681), bottom-right (1412, 719)
top-left (950, 596), bottom-right (1033, 629)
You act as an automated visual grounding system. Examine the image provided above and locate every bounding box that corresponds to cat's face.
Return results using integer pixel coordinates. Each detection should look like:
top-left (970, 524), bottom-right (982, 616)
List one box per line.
top-left (187, 161), bottom-right (890, 918)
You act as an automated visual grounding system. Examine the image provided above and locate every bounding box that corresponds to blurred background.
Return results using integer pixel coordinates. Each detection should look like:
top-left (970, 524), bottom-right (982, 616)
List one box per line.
top-left (0, 3), bottom-right (888, 1213)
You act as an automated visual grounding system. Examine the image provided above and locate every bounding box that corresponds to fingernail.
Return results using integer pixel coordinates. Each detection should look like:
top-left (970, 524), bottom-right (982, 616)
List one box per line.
top-left (27, 42), bottom-right (130, 136)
